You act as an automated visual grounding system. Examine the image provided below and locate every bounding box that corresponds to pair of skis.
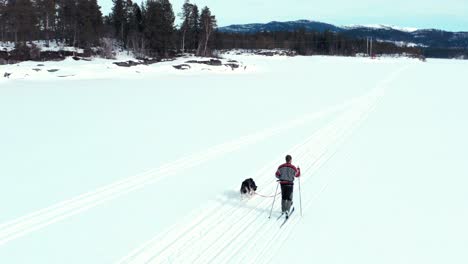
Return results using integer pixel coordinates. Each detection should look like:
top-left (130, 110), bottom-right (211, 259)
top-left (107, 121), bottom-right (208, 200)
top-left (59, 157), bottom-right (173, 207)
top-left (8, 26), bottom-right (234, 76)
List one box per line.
top-left (277, 207), bottom-right (295, 228)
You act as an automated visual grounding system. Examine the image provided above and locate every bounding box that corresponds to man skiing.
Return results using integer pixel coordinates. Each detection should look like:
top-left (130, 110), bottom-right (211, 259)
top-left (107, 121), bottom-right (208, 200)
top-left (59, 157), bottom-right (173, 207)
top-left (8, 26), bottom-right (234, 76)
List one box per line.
top-left (275, 155), bottom-right (300, 218)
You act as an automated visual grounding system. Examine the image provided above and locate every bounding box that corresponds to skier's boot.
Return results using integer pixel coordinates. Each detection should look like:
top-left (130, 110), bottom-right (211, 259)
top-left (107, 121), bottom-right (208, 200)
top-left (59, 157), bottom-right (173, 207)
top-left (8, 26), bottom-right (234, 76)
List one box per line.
top-left (286, 200), bottom-right (292, 218)
top-left (281, 200), bottom-right (287, 214)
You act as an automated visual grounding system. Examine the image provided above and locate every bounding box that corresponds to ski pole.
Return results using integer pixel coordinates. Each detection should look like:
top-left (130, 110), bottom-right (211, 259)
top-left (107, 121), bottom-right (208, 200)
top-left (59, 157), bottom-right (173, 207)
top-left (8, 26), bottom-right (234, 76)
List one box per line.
top-left (268, 182), bottom-right (280, 219)
top-left (299, 177), bottom-right (303, 217)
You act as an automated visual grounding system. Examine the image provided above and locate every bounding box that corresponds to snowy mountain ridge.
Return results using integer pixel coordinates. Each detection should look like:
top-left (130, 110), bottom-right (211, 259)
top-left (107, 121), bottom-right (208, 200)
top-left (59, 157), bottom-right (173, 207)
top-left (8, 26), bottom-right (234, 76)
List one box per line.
top-left (344, 24), bottom-right (419, 32)
top-left (218, 19), bottom-right (468, 52)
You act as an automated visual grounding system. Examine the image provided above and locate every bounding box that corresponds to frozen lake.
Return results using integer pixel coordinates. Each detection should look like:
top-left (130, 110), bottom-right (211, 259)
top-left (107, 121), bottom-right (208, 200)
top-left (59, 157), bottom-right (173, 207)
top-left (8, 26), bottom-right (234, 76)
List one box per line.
top-left (1, 55), bottom-right (467, 263)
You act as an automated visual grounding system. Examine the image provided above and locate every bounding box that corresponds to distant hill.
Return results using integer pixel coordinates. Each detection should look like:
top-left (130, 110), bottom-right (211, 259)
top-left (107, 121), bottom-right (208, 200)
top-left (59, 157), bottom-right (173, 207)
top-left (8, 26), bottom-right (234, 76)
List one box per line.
top-left (218, 20), bottom-right (468, 51)
top-left (218, 20), bottom-right (342, 34)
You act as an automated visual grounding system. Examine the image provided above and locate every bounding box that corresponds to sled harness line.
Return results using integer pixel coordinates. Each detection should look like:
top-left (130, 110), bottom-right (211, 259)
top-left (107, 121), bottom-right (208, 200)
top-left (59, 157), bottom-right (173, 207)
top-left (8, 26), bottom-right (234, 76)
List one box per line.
top-left (254, 191), bottom-right (281, 198)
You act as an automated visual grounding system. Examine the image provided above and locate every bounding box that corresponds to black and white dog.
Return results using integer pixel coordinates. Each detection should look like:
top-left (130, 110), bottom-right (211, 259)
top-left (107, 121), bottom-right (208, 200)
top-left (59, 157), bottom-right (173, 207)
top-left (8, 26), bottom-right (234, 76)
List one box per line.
top-left (240, 178), bottom-right (257, 197)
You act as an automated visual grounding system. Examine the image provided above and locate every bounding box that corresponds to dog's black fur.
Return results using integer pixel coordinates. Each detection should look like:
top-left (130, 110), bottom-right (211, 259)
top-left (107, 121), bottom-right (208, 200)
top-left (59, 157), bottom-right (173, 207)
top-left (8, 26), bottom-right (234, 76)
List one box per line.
top-left (240, 178), bottom-right (257, 195)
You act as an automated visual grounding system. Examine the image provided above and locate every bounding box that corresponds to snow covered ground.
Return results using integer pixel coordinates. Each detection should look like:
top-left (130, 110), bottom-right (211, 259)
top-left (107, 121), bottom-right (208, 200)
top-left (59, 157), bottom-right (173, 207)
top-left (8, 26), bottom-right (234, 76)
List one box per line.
top-left (0, 54), bottom-right (467, 263)
top-left (0, 53), bottom-right (248, 81)
top-left (0, 40), bottom-right (85, 53)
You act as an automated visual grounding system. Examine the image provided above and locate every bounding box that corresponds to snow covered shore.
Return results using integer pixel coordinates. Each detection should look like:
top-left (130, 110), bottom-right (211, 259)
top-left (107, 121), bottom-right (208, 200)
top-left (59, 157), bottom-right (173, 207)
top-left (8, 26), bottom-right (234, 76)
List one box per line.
top-left (0, 53), bottom-right (249, 82)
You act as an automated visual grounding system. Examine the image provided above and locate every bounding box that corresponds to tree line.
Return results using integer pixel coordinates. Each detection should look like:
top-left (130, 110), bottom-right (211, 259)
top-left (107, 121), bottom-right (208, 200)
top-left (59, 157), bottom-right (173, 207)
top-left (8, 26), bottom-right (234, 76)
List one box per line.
top-left (0, 0), bottom-right (217, 57)
top-left (1, 0), bottom-right (421, 59)
top-left (0, 0), bottom-right (103, 47)
top-left (107, 0), bottom-right (216, 57)
top-left (215, 29), bottom-right (423, 57)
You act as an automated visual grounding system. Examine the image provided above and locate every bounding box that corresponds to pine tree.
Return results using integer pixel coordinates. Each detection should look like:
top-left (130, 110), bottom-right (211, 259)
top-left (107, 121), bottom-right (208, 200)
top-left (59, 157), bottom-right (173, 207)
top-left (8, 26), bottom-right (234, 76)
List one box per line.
top-left (144, 0), bottom-right (175, 57)
top-left (188, 4), bottom-right (199, 50)
top-left (127, 2), bottom-right (144, 53)
top-left (0, 0), bottom-right (6, 42)
top-left (57, 0), bottom-right (78, 45)
top-left (7, 0), bottom-right (39, 43)
top-left (179, 0), bottom-right (192, 52)
top-left (197, 6), bottom-right (216, 57)
top-left (111, 0), bottom-right (131, 45)
top-left (293, 28), bottom-right (307, 55)
top-left (76, 0), bottom-right (103, 47)
top-left (36, 0), bottom-right (55, 46)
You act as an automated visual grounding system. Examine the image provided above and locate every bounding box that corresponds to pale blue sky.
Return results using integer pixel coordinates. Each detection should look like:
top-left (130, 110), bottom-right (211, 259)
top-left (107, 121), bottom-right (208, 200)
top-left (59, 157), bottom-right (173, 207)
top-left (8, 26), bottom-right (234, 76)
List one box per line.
top-left (98, 0), bottom-right (468, 31)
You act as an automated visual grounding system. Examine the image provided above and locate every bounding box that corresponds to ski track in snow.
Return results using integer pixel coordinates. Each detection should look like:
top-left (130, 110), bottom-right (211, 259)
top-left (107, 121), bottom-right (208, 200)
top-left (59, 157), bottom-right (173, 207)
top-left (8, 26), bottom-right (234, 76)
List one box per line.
top-left (121, 103), bottom-right (360, 264)
top-left (0, 93), bottom-right (361, 247)
top-left (117, 66), bottom-right (408, 264)
top-left (255, 78), bottom-right (392, 264)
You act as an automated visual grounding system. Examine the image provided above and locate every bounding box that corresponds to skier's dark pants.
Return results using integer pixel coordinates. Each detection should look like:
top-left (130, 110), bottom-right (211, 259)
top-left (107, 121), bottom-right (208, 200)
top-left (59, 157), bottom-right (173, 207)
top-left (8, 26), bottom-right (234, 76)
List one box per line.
top-left (281, 184), bottom-right (293, 201)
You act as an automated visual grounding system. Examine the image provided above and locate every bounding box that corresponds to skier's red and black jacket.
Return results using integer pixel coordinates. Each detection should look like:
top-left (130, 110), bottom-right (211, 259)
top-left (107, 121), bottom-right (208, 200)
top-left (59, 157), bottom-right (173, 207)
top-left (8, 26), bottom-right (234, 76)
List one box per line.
top-left (275, 163), bottom-right (300, 185)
